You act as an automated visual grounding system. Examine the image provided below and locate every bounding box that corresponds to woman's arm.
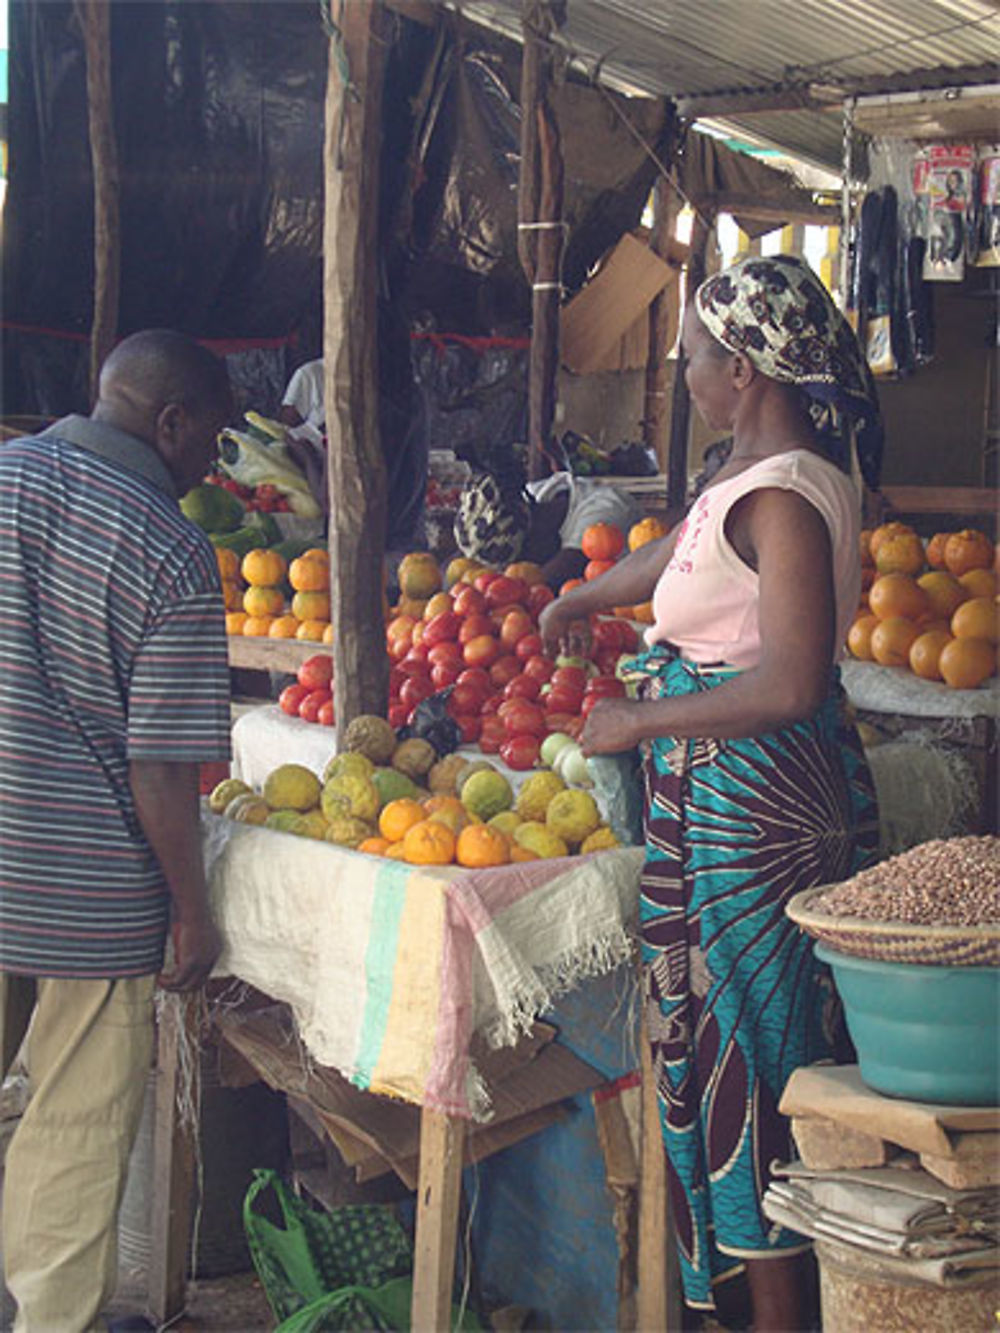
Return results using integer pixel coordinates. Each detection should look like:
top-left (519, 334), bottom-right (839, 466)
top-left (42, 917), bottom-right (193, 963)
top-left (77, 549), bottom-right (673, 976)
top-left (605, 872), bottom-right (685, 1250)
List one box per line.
top-left (581, 488), bottom-right (838, 753)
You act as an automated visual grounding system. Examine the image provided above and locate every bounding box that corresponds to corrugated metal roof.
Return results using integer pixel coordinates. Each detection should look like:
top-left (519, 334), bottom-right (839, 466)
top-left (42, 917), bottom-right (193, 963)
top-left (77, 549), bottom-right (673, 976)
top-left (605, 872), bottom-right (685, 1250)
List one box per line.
top-left (454, 0), bottom-right (1000, 172)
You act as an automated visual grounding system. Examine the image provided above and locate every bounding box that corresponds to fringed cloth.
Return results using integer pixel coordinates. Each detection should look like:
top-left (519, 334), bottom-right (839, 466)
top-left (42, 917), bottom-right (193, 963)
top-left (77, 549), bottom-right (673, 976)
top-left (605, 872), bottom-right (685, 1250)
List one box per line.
top-left (626, 646), bottom-right (879, 1309)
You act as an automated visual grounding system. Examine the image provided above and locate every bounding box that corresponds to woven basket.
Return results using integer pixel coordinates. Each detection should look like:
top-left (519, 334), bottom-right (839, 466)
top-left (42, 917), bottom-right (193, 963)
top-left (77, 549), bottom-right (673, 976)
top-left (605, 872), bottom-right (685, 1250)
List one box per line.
top-left (786, 886), bottom-right (1000, 967)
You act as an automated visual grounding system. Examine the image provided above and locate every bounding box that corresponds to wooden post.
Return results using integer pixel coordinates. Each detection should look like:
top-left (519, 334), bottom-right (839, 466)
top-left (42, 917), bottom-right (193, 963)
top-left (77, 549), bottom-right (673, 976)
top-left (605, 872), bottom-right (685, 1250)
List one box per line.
top-left (518, 0), bottom-right (565, 481)
top-left (665, 213), bottom-right (712, 517)
top-left (148, 998), bottom-right (198, 1324)
top-left (411, 1109), bottom-right (465, 1331)
top-left (644, 171), bottom-right (681, 472)
top-left (638, 1016), bottom-right (681, 1330)
top-left (323, 0), bottom-right (390, 732)
top-left (78, 0), bottom-right (120, 397)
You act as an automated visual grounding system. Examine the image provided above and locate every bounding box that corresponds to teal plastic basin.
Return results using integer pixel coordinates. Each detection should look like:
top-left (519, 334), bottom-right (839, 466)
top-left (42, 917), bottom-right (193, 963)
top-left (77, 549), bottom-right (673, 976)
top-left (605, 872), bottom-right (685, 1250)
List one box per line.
top-left (816, 944), bottom-right (1000, 1106)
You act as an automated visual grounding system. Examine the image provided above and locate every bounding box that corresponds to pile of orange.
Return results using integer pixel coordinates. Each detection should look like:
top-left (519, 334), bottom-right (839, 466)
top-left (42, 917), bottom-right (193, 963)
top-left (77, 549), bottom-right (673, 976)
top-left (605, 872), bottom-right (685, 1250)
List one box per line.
top-left (849, 522), bottom-right (998, 689)
top-left (224, 547), bottom-right (333, 643)
top-left (366, 794), bottom-right (538, 866)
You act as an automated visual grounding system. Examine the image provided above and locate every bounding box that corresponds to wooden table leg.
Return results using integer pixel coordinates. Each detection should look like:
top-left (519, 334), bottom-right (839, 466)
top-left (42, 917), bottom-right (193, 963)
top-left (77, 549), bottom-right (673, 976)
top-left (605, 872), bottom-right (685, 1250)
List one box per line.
top-left (411, 1108), bottom-right (464, 1332)
top-left (147, 996), bottom-right (198, 1325)
top-left (638, 1024), bottom-right (680, 1330)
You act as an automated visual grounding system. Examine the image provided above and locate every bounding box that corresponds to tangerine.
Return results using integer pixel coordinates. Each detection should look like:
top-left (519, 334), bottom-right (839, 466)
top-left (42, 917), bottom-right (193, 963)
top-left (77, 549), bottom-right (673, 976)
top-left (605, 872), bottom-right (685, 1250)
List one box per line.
top-left (378, 797), bottom-right (426, 843)
top-left (581, 523), bottom-right (625, 562)
top-left (628, 517), bottom-right (669, 552)
top-left (847, 614), bottom-right (880, 661)
top-left (289, 556), bottom-right (329, 593)
top-left (322, 623), bottom-right (334, 644)
top-left (455, 824), bottom-right (510, 868)
top-left (944, 529), bottom-right (994, 577)
top-left (241, 548), bottom-right (287, 587)
top-left (632, 602), bottom-right (654, 623)
top-left (221, 580), bottom-right (244, 612)
top-left (303, 547), bottom-right (330, 564)
top-left (869, 522), bottom-right (915, 559)
top-left (292, 590), bottom-right (331, 622)
top-left (916, 571), bottom-right (967, 621)
top-left (243, 614), bottom-right (276, 636)
top-left (358, 836), bottom-right (391, 857)
top-left (939, 637), bottom-right (996, 690)
top-left (216, 547), bottom-right (241, 581)
top-left (269, 615), bottom-right (301, 639)
top-left (870, 616), bottom-right (921, 668)
top-left (584, 559), bottom-right (616, 581)
top-left (958, 568), bottom-right (997, 599)
top-left (402, 818), bottom-right (456, 865)
top-left (874, 531), bottom-right (925, 577)
top-left (951, 596), bottom-right (999, 643)
top-left (296, 619), bottom-right (330, 642)
top-left (925, 532), bottom-right (952, 570)
top-left (243, 584), bottom-right (284, 618)
top-left (859, 529), bottom-right (874, 568)
top-left (868, 573), bottom-right (929, 622)
top-left (225, 611), bottom-right (249, 635)
top-left (908, 628), bottom-right (954, 682)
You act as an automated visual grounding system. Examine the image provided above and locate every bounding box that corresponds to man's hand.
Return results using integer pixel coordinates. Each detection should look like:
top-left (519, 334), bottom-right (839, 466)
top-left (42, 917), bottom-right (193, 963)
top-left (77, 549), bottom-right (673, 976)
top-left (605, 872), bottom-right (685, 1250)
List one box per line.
top-left (157, 911), bottom-right (222, 992)
top-left (580, 697), bottom-right (643, 756)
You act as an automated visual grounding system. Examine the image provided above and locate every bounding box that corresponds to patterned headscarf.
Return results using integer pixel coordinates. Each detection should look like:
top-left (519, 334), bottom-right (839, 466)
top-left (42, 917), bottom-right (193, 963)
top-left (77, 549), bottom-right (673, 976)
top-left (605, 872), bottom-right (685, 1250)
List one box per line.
top-left (695, 254), bottom-right (883, 489)
top-left (453, 470), bottom-right (529, 566)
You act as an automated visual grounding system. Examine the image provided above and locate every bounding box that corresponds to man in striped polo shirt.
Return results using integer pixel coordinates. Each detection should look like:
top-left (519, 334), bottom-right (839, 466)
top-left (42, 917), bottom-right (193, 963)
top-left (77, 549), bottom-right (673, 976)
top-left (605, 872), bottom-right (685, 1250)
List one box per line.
top-left (0, 330), bottom-right (234, 1331)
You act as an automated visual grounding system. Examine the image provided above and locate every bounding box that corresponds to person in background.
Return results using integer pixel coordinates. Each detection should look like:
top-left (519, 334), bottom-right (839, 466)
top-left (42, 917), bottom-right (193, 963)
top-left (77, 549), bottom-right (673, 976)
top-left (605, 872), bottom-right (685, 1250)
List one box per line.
top-left (540, 255), bottom-right (881, 1331)
top-left (278, 356), bottom-right (325, 432)
top-left (0, 330), bottom-right (233, 1333)
top-left (453, 448), bottom-right (639, 590)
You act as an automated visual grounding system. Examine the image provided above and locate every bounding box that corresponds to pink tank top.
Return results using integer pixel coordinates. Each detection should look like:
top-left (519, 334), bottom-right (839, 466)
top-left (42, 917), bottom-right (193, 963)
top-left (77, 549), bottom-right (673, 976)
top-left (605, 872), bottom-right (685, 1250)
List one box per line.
top-left (645, 450), bottom-right (862, 669)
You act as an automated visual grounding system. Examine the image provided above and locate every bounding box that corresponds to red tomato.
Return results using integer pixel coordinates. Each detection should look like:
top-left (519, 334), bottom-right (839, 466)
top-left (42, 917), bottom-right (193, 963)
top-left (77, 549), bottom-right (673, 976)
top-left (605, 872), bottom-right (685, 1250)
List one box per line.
top-left (387, 634), bottom-right (413, 662)
top-left (499, 609), bottom-right (534, 650)
top-left (526, 584), bottom-right (555, 617)
top-left (593, 647), bottom-right (623, 678)
top-left (479, 716), bottom-right (507, 753)
top-left (515, 633), bottom-right (544, 662)
top-left (591, 619), bottom-right (624, 652)
top-left (317, 700), bottom-right (335, 727)
top-left (400, 675), bottom-right (434, 711)
top-left (427, 640), bottom-right (463, 667)
top-left (522, 653), bottom-right (555, 683)
top-left (452, 585), bottom-right (487, 618)
top-left (474, 570), bottom-right (501, 595)
top-left (388, 666), bottom-right (407, 699)
top-left (550, 665), bottom-right (588, 694)
top-left (397, 654), bottom-right (431, 678)
top-left (298, 688), bottom-right (331, 724)
top-left (504, 674), bottom-right (540, 701)
top-left (459, 614), bottom-right (495, 644)
top-left (489, 601), bottom-right (527, 628)
top-left (463, 634), bottom-right (501, 668)
top-left (481, 693), bottom-right (504, 716)
top-left (616, 622), bottom-right (640, 652)
top-left (489, 654), bottom-right (521, 688)
top-left (500, 734), bottom-right (541, 770)
top-left (279, 683), bottom-right (310, 716)
top-left (456, 666), bottom-right (492, 697)
top-left (484, 575), bottom-right (528, 608)
top-left (388, 701), bottom-right (409, 729)
top-left (585, 676), bottom-right (626, 699)
top-left (297, 654), bottom-right (333, 692)
top-left (541, 711), bottom-right (578, 734)
top-left (455, 715), bottom-right (482, 744)
top-left (431, 660), bottom-right (462, 689)
top-left (448, 682), bottom-right (486, 714)
top-left (544, 686), bottom-right (585, 716)
top-left (423, 611), bottom-right (461, 647)
top-left (499, 699), bottom-right (547, 738)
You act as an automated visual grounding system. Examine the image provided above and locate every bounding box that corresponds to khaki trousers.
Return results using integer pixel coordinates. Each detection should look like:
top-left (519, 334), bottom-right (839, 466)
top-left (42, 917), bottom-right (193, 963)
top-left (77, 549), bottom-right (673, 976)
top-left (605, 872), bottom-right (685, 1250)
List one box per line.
top-left (1, 973), bottom-right (156, 1333)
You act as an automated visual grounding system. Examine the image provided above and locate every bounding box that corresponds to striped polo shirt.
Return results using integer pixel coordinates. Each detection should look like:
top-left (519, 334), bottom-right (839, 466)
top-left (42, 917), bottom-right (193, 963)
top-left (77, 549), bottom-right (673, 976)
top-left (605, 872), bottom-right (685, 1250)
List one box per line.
top-left (0, 415), bottom-right (232, 978)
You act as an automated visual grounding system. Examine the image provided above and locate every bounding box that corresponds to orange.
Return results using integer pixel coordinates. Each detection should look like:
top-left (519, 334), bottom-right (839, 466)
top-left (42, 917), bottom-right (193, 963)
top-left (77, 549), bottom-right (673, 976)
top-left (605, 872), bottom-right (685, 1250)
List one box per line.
top-left (868, 574), bottom-right (928, 622)
top-left (269, 615), bottom-right (301, 639)
top-left (288, 556), bottom-right (329, 593)
top-left (384, 842), bottom-right (408, 860)
top-left (322, 623), bottom-right (334, 645)
top-left (504, 561), bottom-right (545, 586)
top-left (559, 579), bottom-right (585, 596)
top-left (291, 590), bottom-right (331, 622)
top-left (456, 824), bottom-right (510, 868)
top-left (424, 795), bottom-right (477, 834)
top-left (859, 529), bottom-right (874, 568)
top-left (358, 836), bottom-right (391, 857)
top-left (869, 521), bottom-right (916, 560)
top-left (402, 818), bottom-right (456, 865)
top-left (950, 597), bottom-right (999, 643)
top-left (398, 552), bottom-right (442, 600)
top-left (925, 532), bottom-right (952, 570)
top-left (870, 616), bottom-right (921, 668)
top-left (303, 547), bottom-right (330, 564)
top-left (221, 579), bottom-right (244, 612)
top-left (509, 844), bottom-right (540, 863)
top-left (847, 614), bottom-right (880, 661)
top-left (423, 591), bottom-right (454, 620)
top-left (241, 547), bottom-right (287, 587)
top-left (584, 559), bottom-right (616, 581)
top-left (581, 523), bottom-right (625, 562)
top-left (939, 637), bottom-right (996, 690)
top-left (225, 611), bottom-right (249, 635)
top-left (243, 584), bottom-right (284, 618)
top-left (958, 568), bottom-right (997, 599)
top-left (874, 531), bottom-right (925, 577)
top-left (379, 798), bottom-right (427, 843)
top-left (216, 547), bottom-right (241, 581)
top-left (628, 517), bottom-right (669, 552)
top-left (632, 602), bottom-right (654, 624)
top-left (916, 571), bottom-right (967, 621)
top-left (944, 529), bottom-right (994, 577)
top-left (296, 619), bottom-right (329, 642)
top-left (243, 615), bottom-right (276, 636)
top-left (908, 628), bottom-right (954, 682)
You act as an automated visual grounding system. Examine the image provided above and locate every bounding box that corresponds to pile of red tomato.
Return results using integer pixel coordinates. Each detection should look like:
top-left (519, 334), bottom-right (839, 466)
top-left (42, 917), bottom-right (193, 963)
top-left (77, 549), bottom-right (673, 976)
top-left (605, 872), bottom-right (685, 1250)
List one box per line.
top-left (278, 654), bottom-right (336, 726)
top-left (385, 569), bottom-right (639, 769)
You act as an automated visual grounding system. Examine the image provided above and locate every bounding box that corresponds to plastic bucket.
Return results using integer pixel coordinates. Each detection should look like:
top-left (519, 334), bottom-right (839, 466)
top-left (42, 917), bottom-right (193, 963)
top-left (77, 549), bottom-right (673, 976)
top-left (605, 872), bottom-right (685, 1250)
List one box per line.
top-left (816, 944), bottom-right (1000, 1105)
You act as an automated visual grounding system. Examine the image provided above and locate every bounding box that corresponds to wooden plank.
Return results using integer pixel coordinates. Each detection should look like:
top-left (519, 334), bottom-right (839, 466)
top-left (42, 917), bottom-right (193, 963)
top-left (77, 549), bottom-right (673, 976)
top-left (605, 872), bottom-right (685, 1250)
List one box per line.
top-left (411, 1109), bottom-right (465, 1331)
top-left (637, 1030), bottom-right (671, 1331)
top-left (665, 213), bottom-right (712, 519)
top-left (147, 997), bottom-right (198, 1324)
top-left (879, 486), bottom-right (998, 517)
top-left (644, 161), bottom-right (681, 474)
top-left (528, 97), bottom-right (564, 481)
top-left (226, 634), bottom-right (332, 673)
top-left (324, 0), bottom-right (390, 733)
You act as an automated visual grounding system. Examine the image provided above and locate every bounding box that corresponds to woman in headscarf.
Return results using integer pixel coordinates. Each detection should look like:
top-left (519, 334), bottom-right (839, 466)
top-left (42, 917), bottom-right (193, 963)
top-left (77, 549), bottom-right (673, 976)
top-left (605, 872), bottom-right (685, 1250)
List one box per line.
top-left (540, 255), bottom-right (880, 1330)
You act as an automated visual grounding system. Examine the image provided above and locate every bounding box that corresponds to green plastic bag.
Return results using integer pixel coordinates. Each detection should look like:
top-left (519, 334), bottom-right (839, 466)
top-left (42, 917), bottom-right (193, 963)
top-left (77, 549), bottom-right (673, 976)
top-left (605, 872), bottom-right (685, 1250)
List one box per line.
top-left (243, 1169), bottom-right (412, 1323)
top-left (275, 1276), bottom-right (483, 1333)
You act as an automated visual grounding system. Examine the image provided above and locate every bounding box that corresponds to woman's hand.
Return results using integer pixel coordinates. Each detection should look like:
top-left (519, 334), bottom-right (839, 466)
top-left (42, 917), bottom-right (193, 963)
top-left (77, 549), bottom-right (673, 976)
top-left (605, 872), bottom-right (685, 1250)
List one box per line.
top-left (580, 697), bottom-right (644, 755)
top-left (538, 598), bottom-right (593, 659)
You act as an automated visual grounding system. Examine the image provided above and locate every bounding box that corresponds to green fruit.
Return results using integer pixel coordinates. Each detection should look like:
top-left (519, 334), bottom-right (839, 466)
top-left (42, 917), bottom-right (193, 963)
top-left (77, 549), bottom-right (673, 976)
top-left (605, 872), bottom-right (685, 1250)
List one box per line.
top-left (180, 483), bottom-right (244, 534)
top-left (323, 752), bottom-right (375, 785)
top-left (265, 809), bottom-right (307, 834)
top-left (371, 766), bottom-right (419, 808)
top-left (262, 763), bottom-right (322, 812)
top-left (208, 777), bottom-right (251, 814)
top-left (545, 789), bottom-right (601, 846)
top-left (322, 773), bottom-right (380, 824)
top-left (513, 821), bottom-right (569, 859)
top-left (460, 769), bottom-right (513, 822)
top-left (515, 771), bottom-right (566, 823)
top-left (325, 815), bottom-right (374, 848)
